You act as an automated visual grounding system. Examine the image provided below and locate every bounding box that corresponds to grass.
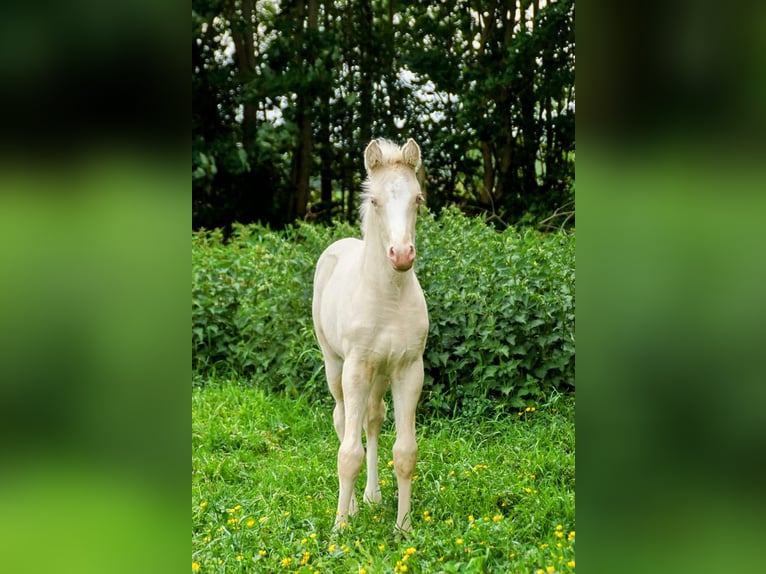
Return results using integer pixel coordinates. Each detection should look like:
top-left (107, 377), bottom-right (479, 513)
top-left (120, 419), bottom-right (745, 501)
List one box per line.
top-left (192, 380), bottom-right (575, 573)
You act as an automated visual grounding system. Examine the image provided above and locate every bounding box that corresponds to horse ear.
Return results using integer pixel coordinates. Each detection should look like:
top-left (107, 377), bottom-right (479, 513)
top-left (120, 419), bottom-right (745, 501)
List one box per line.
top-left (402, 138), bottom-right (421, 169)
top-left (364, 140), bottom-right (383, 173)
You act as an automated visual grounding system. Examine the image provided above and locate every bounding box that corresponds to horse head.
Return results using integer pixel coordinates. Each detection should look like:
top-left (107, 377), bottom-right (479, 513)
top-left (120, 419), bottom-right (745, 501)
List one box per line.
top-left (361, 138), bottom-right (425, 272)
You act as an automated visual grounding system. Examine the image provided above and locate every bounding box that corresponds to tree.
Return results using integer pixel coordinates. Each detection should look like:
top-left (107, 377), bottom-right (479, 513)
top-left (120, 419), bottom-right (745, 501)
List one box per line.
top-left (192, 0), bottom-right (575, 230)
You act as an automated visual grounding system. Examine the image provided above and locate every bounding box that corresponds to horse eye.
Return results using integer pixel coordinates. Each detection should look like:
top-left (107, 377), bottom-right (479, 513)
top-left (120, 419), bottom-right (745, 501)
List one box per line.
top-left (416, 194), bottom-right (425, 205)
top-left (370, 197), bottom-right (378, 207)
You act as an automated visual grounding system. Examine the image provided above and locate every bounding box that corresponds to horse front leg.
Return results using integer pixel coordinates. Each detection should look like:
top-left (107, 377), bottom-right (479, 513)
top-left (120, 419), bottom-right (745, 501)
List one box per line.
top-left (334, 359), bottom-right (371, 529)
top-left (391, 358), bottom-right (424, 533)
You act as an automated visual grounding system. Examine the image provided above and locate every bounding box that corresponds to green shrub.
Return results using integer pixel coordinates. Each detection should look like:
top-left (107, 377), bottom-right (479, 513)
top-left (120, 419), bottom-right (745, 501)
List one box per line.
top-left (417, 207), bottom-right (575, 416)
top-left (192, 208), bottom-right (574, 415)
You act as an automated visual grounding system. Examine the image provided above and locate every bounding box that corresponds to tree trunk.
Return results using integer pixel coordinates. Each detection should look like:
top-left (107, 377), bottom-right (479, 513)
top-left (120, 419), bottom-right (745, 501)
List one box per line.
top-left (289, 0), bottom-right (319, 221)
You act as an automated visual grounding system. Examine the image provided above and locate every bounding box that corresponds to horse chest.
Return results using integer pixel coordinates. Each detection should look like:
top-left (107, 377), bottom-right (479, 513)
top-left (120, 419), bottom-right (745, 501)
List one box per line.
top-left (343, 296), bottom-right (427, 362)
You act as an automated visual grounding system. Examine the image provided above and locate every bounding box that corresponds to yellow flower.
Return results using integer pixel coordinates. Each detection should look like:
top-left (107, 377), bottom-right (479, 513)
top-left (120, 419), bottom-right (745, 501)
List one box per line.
top-left (554, 530), bottom-right (564, 538)
top-left (556, 524), bottom-right (563, 531)
top-left (424, 515), bottom-right (432, 522)
top-left (360, 569), bottom-right (367, 574)
top-left (258, 550), bottom-right (267, 556)
top-left (246, 519), bottom-right (255, 527)
top-left (456, 538), bottom-right (464, 545)
top-left (235, 555), bottom-right (243, 561)
top-left (301, 537), bottom-right (308, 544)
top-left (280, 557), bottom-right (292, 567)
top-left (300, 552), bottom-right (311, 566)
top-left (440, 485), bottom-right (446, 491)
top-left (492, 514), bottom-right (503, 522)
top-left (259, 516), bottom-right (267, 523)
top-left (546, 566), bottom-right (555, 573)
top-left (341, 544), bottom-right (350, 553)
top-left (192, 563), bottom-right (200, 572)
top-left (423, 510), bottom-right (430, 516)
top-left (524, 487), bottom-right (532, 493)
top-left (468, 515), bottom-right (474, 522)
top-left (445, 518), bottom-right (453, 525)
top-left (567, 531), bottom-right (575, 541)
top-left (400, 566), bottom-right (408, 572)
top-left (309, 532), bottom-right (317, 539)
top-left (387, 460), bottom-right (394, 467)
top-left (378, 544), bottom-right (385, 551)
top-left (567, 560), bottom-right (575, 568)
top-left (328, 544), bottom-right (337, 552)
top-left (540, 543), bottom-right (549, 549)
top-left (199, 502), bottom-right (207, 509)
top-left (405, 547), bottom-right (416, 555)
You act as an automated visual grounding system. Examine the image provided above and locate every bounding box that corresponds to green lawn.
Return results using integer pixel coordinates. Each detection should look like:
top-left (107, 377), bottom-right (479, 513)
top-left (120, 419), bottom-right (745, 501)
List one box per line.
top-left (192, 381), bottom-right (575, 573)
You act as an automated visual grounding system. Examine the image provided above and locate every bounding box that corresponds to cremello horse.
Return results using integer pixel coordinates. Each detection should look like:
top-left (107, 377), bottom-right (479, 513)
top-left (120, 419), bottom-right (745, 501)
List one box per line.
top-left (312, 138), bottom-right (429, 532)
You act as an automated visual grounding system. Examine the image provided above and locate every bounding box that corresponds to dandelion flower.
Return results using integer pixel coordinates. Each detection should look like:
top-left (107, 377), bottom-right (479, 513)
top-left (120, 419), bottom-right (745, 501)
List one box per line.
top-left (281, 557), bottom-right (292, 567)
top-left (492, 514), bottom-right (503, 522)
top-left (567, 560), bottom-right (575, 567)
top-left (328, 544), bottom-right (337, 553)
top-left (246, 519), bottom-right (255, 527)
top-left (192, 563), bottom-right (200, 572)
top-left (199, 502), bottom-right (207, 509)
top-left (405, 547), bottom-right (416, 555)
top-left (456, 538), bottom-right (464, 545)
top-left (378, 544), bottom-right (385, 551)
top-left (258, 550), bottom-right (267, 556)
top-left (309, 532), bottom-right (317, 539)
top-left (300, 552), bottom-right (311, 566)
top-left (547, 566), bottom-right (555, 573)
top-left (235, 555), bottom-right (243, 561)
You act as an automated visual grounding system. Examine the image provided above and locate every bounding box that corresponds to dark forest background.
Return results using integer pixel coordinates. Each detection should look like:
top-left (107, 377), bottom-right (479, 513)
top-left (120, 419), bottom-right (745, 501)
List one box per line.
top-left (192, 0), bottom-right (575, 231)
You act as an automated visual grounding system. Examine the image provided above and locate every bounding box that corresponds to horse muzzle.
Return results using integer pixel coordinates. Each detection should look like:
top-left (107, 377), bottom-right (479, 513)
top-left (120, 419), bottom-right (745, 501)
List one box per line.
top-left (387, 244), bottom-right (415, 271)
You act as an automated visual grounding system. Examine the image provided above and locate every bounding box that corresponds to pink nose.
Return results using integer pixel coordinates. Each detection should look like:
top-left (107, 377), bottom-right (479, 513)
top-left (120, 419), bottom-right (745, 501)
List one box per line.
top-left (388, 244), bottom-right (416, 270)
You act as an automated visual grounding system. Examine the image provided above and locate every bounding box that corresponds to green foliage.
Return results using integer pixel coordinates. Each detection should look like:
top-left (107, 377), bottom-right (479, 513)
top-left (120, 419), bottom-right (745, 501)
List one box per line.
top-left (417, 208), bottom-right (575, 415)
top-left (192, 0), bottom-right (575, 229)
top-left (192, 210), bottom-right (574, 415)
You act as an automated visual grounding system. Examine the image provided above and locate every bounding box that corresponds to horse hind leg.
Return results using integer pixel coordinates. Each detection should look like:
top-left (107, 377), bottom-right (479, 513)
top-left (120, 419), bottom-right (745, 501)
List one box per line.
top-left (363, 383), bottom-right (387, 504)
